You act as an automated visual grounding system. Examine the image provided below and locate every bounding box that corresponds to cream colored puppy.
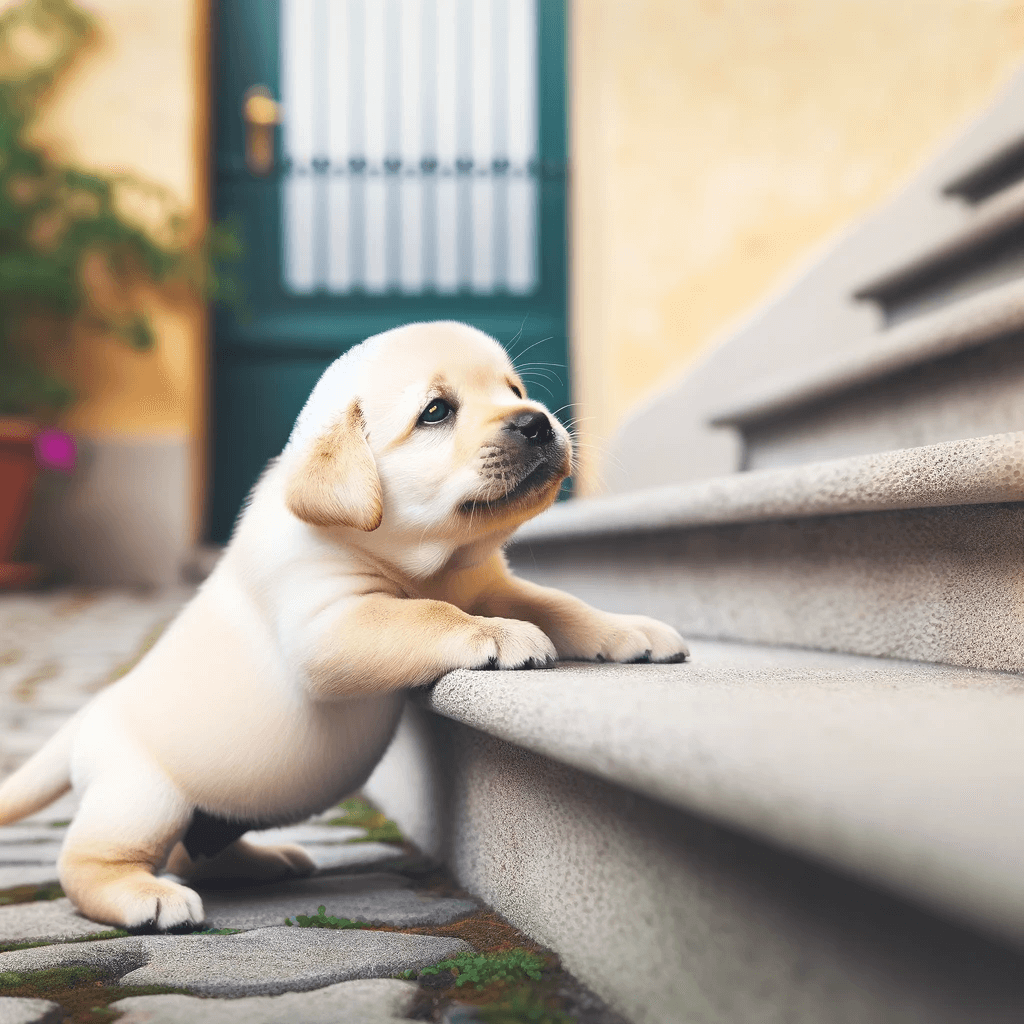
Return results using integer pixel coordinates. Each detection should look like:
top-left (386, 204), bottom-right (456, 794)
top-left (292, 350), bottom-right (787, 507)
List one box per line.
top-left (0, 322), bottom-right (688, 930)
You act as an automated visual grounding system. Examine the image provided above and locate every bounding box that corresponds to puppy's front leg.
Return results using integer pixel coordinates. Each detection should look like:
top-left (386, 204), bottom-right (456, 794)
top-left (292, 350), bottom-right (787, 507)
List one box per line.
top-left (468, 558), bottom-right (689, 664)
top-left (302, 593), bottom-right (557, 698)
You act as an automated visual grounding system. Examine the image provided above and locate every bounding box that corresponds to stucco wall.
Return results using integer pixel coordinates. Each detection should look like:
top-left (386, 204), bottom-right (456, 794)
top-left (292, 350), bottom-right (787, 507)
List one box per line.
top-left (571, 0), bottom-right (1024, 491)
top-left (27, 0), bottom-right (208, 540)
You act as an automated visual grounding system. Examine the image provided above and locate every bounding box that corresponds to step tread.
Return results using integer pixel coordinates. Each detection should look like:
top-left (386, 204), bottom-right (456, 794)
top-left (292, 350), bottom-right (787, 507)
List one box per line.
top-left (424, 640), bottom-right (1024, 944)
top-left (710, 276), bottom-right (1024, 427)
top-left (515, 432), bottom-right (1024, 543)
top-left (854, 175), bottom-right (1024, 300)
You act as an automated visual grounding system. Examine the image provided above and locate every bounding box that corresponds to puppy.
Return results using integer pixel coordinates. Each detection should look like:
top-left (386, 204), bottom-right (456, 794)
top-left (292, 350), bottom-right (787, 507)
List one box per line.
top-left (0, 322), bottom-right (688, 929)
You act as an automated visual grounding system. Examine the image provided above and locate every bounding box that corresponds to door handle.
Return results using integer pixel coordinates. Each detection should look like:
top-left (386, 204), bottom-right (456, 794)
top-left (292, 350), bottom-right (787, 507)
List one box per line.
top-left (242, 86), bottom-right (281, 176)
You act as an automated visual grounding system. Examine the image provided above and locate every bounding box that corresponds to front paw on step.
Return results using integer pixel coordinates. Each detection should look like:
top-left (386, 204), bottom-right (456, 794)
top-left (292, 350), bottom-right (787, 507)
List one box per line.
top-left (590, 615), bottom-right (690, 664)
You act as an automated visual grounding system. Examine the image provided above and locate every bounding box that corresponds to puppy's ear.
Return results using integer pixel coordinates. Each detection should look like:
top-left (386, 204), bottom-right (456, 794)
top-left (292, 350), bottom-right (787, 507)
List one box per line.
top-left (286, 400), bottom-right (383, 531)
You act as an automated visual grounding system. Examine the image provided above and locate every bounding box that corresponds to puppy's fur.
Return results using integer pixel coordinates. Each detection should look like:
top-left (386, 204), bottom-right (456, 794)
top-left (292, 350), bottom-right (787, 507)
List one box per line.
top-left (0, 322), bottom-right (688, 929)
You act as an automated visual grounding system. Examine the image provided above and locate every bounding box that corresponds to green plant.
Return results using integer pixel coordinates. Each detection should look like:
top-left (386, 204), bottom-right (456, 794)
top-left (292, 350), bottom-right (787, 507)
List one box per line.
top-left (417, 949), bottom-right (546, 991)
top-left (474, 988), bottom-right (573, 1024)
top-left (284, 905), bottom-right (369, 929)
top-left (0, 0), bottom-right (239, 421)
top-left (326, 796), bottom-right (405, 845)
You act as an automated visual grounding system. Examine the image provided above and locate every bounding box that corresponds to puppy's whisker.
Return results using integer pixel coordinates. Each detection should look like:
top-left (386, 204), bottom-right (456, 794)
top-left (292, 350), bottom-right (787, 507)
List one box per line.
top-left (505, 315), bottom-right (530, 356)
top-left (550, 402), bottom-right (586, 418)
top-left (511, 336), bottom-right (554, 367)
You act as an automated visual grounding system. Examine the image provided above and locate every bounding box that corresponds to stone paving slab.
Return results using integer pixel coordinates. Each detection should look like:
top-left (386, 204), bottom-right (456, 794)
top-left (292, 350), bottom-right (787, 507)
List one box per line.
top-left (0, 845), bottom-right (62, 866)
top-left (0, 927), bottom-right (470, 997)
top-left (304, 842), bottom-right (405, 873)
top-left (202, 871), bottom-right (477, 930)
top-left (0, 867), bottom-right (61, 890)
top-left (0, 871), bottom-right (476, 944)
top-left (0, 898), bottom-right (104, 944)
top-left (0, 828), bottom-right (66, 846)
top-left (0, 998), bottom-right (62, 1024)
top-left (110, 977), bottom-right (419, 1023)
top-left (247, 824), bottom-right (365, 845)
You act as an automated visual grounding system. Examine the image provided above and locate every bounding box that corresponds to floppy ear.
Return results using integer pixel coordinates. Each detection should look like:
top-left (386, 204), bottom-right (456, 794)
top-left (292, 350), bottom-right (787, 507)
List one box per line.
top-left (286, 400), bottom-right (383, 531)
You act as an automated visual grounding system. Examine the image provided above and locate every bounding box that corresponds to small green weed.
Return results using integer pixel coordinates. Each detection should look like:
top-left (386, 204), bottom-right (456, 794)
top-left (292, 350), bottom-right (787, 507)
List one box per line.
top-left (325, 796), bottom-right (405, 845)
top-left (284, 905), bottom-right (369, 929)
top-left (418, 949), bottom-right (546, 991)
top-left (198, 928), bottom-right (242, 935)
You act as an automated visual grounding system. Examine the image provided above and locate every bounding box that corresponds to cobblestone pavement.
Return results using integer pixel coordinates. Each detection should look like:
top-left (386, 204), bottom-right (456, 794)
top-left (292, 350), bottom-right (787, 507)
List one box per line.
top-left (0, 588), bottom-right (627, 1024)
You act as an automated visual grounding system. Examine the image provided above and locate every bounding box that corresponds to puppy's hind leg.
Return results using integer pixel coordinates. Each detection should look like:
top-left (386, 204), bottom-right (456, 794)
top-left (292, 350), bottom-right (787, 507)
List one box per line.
top-left (166, 836), bottom-right (316, 886)
top-left (58, 761), bottom-right (203, 931)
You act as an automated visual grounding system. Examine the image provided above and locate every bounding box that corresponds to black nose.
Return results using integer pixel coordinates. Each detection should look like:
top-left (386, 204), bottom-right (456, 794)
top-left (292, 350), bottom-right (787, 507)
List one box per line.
top-left (507, 410), bottom-right (554, 446)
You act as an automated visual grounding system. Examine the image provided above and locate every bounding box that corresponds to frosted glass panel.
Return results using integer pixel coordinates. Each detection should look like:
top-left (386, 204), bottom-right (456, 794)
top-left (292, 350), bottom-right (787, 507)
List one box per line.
top-left (280, 0), bottom-right (539, 296)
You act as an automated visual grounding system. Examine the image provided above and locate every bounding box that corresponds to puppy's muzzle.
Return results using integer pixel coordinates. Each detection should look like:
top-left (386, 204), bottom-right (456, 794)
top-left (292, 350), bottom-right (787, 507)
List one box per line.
top-left (461, 409), bottom-right (570, 513)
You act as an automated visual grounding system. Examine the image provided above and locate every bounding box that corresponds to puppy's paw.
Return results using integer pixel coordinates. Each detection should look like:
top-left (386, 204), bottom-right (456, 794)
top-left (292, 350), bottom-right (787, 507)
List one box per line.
top-left (471, 617), bottom-right (557, 670)
top-left (566, 612), bottom-right (689, 664)
top-left (93, 874), bottom-right (205, 931)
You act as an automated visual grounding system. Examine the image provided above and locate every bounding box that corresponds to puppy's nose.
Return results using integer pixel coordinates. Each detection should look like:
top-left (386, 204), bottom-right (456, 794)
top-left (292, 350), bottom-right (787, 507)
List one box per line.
top-left (506, 410), bottom-right (554, 446)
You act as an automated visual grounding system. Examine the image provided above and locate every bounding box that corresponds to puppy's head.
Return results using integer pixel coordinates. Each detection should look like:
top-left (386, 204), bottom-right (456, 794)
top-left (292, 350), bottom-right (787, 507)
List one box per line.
top-left (283, 322), bottom-right (572, 564)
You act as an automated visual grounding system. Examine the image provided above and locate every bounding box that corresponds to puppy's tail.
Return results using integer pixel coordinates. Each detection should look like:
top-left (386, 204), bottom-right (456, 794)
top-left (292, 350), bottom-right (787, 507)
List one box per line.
top-left (0, 713), bottom-right (78, 825)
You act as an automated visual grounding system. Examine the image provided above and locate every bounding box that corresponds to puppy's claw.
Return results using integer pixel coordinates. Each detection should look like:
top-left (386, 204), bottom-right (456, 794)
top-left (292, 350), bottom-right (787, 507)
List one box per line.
top-left (657, 650), bottom-right (690, 664)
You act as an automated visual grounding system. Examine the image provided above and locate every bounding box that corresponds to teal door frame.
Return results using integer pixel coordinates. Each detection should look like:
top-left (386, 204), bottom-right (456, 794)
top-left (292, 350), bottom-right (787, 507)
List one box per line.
top-left (209, 0), bottom-right (569, 542)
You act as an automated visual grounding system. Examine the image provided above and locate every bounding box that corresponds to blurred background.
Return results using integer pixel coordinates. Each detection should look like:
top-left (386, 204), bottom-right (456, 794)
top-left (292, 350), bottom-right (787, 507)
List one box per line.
top-left (4, 0), bottom-right (1024, 584)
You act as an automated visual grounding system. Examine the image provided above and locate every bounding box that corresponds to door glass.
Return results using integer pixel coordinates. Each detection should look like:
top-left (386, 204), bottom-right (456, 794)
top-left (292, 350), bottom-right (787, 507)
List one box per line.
top-left (279, 0), bottom-right (538, 297)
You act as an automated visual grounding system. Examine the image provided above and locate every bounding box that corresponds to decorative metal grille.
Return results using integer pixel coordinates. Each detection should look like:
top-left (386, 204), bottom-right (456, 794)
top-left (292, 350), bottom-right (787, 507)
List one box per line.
top-left (280, 0), bottom-right (539, 296)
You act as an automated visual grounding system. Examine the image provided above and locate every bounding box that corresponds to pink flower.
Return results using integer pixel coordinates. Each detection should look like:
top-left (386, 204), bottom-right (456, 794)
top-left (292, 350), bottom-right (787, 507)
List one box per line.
top-left (34, 429), bottom-right (77, 473)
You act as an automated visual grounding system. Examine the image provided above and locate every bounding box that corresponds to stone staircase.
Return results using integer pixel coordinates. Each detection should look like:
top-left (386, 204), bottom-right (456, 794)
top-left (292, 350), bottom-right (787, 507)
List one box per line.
top-left (365, 66), bottom-right (1024, 1024)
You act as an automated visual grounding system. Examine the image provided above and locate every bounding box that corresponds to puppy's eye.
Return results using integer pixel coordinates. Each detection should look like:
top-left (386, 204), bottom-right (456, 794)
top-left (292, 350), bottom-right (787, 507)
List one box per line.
top-left (510, 385), bottom-right (523, 399)
top-left (419, 398), bottom-right (454, 424)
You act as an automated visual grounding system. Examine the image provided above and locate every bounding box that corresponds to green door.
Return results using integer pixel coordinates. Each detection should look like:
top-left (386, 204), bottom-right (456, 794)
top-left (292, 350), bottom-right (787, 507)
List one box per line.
top-left (210, 0), bottom-right (569, 542)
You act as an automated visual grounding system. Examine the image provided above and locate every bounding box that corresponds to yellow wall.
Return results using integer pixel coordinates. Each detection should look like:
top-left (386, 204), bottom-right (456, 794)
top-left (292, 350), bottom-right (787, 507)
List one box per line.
top-left (25, 0), bottom-right (208, 527)
top-left (572, 0), bottom-right (1024, 491)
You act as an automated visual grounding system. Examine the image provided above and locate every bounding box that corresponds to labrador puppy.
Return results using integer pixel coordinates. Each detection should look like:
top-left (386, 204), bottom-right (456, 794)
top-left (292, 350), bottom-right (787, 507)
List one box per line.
top-left (0, 322), bottom-right (688, 929)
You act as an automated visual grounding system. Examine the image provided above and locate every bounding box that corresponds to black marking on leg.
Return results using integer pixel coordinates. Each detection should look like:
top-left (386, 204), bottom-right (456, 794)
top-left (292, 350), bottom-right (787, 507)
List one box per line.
top-left (183, 809), bottom-right (273, 860)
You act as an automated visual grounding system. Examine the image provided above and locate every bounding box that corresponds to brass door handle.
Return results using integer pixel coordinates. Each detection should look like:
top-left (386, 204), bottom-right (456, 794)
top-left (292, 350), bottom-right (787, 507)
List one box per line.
top-left (243, 86), bottom-right (281, 176)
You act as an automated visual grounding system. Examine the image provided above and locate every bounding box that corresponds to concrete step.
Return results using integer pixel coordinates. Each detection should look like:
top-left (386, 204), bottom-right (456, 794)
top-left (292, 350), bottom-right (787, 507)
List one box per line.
top-left (854, 175), bottom-right (1024, 325)
top-left (710, 276), bottom-right (1024, 469)
top-left (507, 433), bottom-right (1024, 673)
top-left (366, 641), bottom-right (1024, 1024)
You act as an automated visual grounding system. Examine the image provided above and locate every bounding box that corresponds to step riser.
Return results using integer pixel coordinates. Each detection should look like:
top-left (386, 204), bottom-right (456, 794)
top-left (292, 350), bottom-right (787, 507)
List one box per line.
top-left (743, 331), bottom-right (1024, 470)
top-left (508, 502), bottom-right (1024, 673)
top-left (368, 705), bottom-right (1024, 1024)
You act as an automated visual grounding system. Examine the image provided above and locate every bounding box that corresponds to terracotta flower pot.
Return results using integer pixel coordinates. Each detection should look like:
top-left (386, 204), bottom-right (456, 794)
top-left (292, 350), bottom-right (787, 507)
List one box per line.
top-left (0, 418), bottom-right (40, 588)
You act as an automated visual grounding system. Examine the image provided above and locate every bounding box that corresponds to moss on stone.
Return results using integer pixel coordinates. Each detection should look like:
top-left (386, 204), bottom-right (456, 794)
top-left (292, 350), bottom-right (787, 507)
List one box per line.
top-left (0, 965), bottom-right (187, 1024)
top-left (0, 929), bottom-right (128, 954)
top-left (0, 881), bottom-right (64, 906)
